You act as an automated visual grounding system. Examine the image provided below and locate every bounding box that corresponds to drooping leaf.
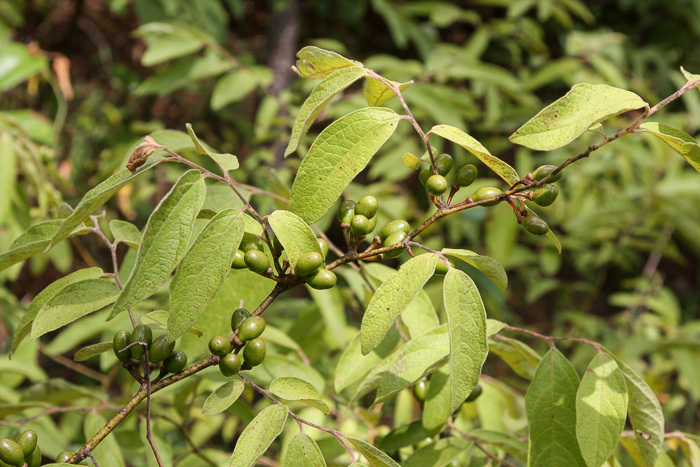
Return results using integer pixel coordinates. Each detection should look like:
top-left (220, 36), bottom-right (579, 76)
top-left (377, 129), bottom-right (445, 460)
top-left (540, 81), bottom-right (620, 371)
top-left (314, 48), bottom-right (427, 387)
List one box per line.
top-left (74, 342), bottom-right (113, 361)
top-left (334, 329), bottom-right (402, 394)
top-left (168, 208), bottom-right (244, 342)
top-left (401, 437), bottom-right (471, 467)
top-left (290, 107), bottom-right (401, 223)
top-left (282, 432), bottom-right (326, 467)
top-left (293, 46), bottom-right (360, 79)
top-left (268, 210), bottom-right (322, 269)
top-left (31, 278), bottom-right (121, 338)
top-left (509, 83), bottom-right (647, 151)
top-left (84, 413), bottom-right (125, 467)
top-left (526, 348), bottom-right (586, 467)
top-left (488, 336), bottom-right (541, 380)
top-left (430, 124), bottom-right (520, 185)
top-left (442, 248), bottom-right (508, 291)
top-left (109, 220), bottom-right (141, 250)
top-left (186, 123), bottom-right (239, 174)
top-left (443, 268), bottom-right (488, 412)
top-left (109, 170), bottom-right (206, 320)
top-left (346, 437), bottom-right (400, 467)
top-left (0, 220), bottom-right (62, 272)
top-left (229, 403), bottom-right (288, 467)
top-left (363, 76), bottom-right (413, 107)
top-left (202, 380), bottom-right (245, 415)
top-left (576, 352), bottom-right (628, 467)
top-left (422, 367), bottom-right (451, 435)
top-left (638, 122), bottom-right (700, 173)
top-left (285, 66), bottom-right (367, 156)
top-left (360, 254), bottom-right (438, 355)
top-left (269, 377), bottom-right (329, 414)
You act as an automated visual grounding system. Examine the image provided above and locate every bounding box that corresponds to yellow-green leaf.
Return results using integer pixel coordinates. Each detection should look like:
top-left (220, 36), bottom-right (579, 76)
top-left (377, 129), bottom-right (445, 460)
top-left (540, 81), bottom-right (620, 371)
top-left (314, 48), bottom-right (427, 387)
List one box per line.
top-left (441, 248), bottom-right (508, 291)
top-left (268, 210), bottom-right (322, 270)
top-left (229, 404), bottom-right (288, 467)
top-left (269, 377), bottom-right (329, 414)
top-left (74, 342), bottom-right (113, 361)
top-left (109, 220), bottom-right (141, 250)
top-left (203, 380), bottom-right (245, 415)
top-left (293, 46), bottom-right (360, 79)
top-left (638, 122), bottom-right (700, 173)
top-left (363, 76), bottom-right (413, 106)
top-left (282, 432), bottom-right (326, 467)
top-left (187, 123), bottom-right (239, 174)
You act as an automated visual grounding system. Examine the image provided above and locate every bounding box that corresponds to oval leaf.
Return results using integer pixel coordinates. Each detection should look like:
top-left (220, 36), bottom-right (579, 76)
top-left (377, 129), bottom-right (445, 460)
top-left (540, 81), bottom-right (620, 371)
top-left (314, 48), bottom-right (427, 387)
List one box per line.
top-left (282, 432), bottom-right (326, 467)
top-left (289, 107), bottom-right (401, 223)
top-left (488, 336), bottom-right (541, 380)
top-left (0, 220), bottom-right (62, 272)
top-left (360, 254), bottom-right (438, 355)
top-left (211, 69), bottom-right (259, 111)
top-left (74, 342), bottom-right (113, 362)
top-left (638, 122), bottom-right (700, 173)
top-left (186, 123), bottom-right (239, 174)
top-left (109, 220), bottom-right (141, 250)
top-left (269, 377), bottom-right (329, 414)
top-left (346, 437), bottom-right (400, 467)
top-left (442, 248), bottom-right (508, 292)
top-left (334, 329), bottom-right (402, 394)
top-left (401, 438), bottom-right (471, 467)
top-left (363, 76), bottom-right (413, 107)
top-left (229, 403), bottom-right (288, 467)
top-left (202, 380), bottom-right (245, 415)
top-left (422, 367), bottom-right (451, 435)
top-left (268, 210), bottom-right (322, 269)
top-left (293, 46), bottom-right (359, 79)
top-left (509, 83), bottom-right (647, 151)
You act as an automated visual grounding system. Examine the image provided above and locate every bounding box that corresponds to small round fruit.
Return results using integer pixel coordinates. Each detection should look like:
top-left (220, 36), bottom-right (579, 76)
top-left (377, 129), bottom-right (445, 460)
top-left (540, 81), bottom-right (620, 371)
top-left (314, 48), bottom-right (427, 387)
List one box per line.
top-left (0, 439), bottom-right (23, 467)
top-left (355, 196), bottom-right (378, 219)
top-left (149, 333), bottom-right (175, 363)
top-left (521, 215), bottom-right (549, 235)
top-left (209, 335), bottom-right (230, 357)
top-left (130, 324), bottom-right (152, 359)
top-left (26, 445), bottom-right (41, 467)
top-left (295, 251), bottom-right (324, 277)
top-left (419, 169), bottom-right (432, 186)
top-left (305, 268), bottom-right (337, 290)
top-left (238, 316), bottom-right (266, 341)
top-left (379, 220), bottom-right (410, 242)
top-left (413, 379), bottom-right (427, 403)
top-left (113, 330), bottom-right (131, 363)
top-left (231, 308), bottom-right (251, 332)
top-left (532, 164), bottom-right (561, 183)
top-left (244, 249), bottom-right (270, 274)
top-left (531, 184), bottom-right (559, 207)
top-left (472, 187), bottom-right (502, 206)
top-left (317, 238), bottom-right (329, 258)
top-left (243, 339), bottom-right (266, 367)
top-left (383, 231), bottom-right (407, 259)
top-left (239, 233), bottom-right (265, 252)
top-left (17, 430), bottom-right (37, 457)
top-left (465, 384), bottom-right (483, 402)
top-left (426, 175), bottom-right (448, 195)
top-left (219, 353), bottom-right (242, 376)
top-left (455, 164), bottom-right (478, 187)
top-left (435, 258), bottom-right (454, 275)
top-left (164, 350), bottom-right (188, 374)
top-left (435, 153), bottom-right (453, 176)
top-left (350, 214), bottom-right (371, 237)
top-left (231, 249), bottom-right (247, 269)
top-left (337, 200), bottom-right (356, 224)
top-left (55, 450), bottom-right (76, 464)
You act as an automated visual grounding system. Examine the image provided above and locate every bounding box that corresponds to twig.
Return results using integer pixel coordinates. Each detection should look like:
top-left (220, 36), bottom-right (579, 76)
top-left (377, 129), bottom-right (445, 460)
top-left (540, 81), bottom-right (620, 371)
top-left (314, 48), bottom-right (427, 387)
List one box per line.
top-left (448, 422), bottom-right (517, 467)
top-left (42, 348), bottom-right (110, 385)
top-left (84, 448), bottom-right (100, 467)
top-left (498, 325), bottom-right (602, 352)
top-left (155, 415), bottom-right (218, 467)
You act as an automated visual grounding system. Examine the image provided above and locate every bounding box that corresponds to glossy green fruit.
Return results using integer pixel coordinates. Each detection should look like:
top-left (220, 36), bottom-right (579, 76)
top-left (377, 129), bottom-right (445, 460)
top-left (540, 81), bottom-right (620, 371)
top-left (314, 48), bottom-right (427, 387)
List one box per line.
top-left (455, 164), bottom-right (478, 187)
top-left (435, 258), bottom-right (454, 275)
top-left (355, 195), bottom-right (378, 219)
top-left (305, 268), bottom-right (337, 290)
top-left (244, 249), bottom-right (270, 274)
top-left (350, 214), bottom-right (371, 237)
top-left (426, 175), bottom-right (448, 195)
top-left (413, 379), bottom-right (427, 403)
top-left (383, 231), bottom-right (407, 259)
top-left (531, 184), bottom-right (559, 207)
top-left (209, 335), bottom-right (230, 357)
top-left (231, 249), bottom-right (247, 269)
top-left (239, 233), bottom-right (265, 252)
top-left (521, 215), bottom-right (549, 235)
top-left (317, 238), bottom-right (329, 258)
top-left (231, 308), bottom-right (251, 332)
top-left (17, 430), bottom-right (37, 457)
top-left (113, 330), bottom-right (131, 363)
top-left (295, 251), bottom-right (324, 276)
top-left (0, 439), bottom-right (23, 467)
top-left (238, 316), bottom-right (266, 341)
top-left (26, 445), bottom-right (41, 467)
top-left (419, 169), bottom-right (432, 186)
top-left (532, 164), bottom-right (561, 183)
top-left (243, 339), bottom-right (266, 367)
top-left (219, 353), bottom-right (242, 376)
top-left (435, 153), bottom-right (453, 176)
top-left (149, 334), bottom-right (175, 363)
top-left (337, 200), bottom-right (356, 224)
top-left (379, 219), bottom-right (410, 242)
top-left (130, 324), bottom-right (152, 359)
top-left (465, 384), bottom-right (483, 402)
top-left (472, 187), bottom-right (502, 206)
top-left (164, 350), bottom-right (187, 374)
top-left (55, 450), bottom-right (76, 464)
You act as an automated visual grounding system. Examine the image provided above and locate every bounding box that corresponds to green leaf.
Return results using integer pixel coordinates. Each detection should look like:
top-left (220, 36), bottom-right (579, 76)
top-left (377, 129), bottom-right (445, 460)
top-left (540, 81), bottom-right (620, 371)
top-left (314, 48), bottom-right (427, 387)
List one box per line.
top-left (74, 342), bottom-right (113, 361)
top-left (168, 208), bottom-right (244, 342)
top-left (638, 122), bottom-right (700, 173)
top-left (12, 268), bottom-right (103, 354)
top-left (0, 220), bottom-right (62, 272)
top-left (31, 278), bottom-right (121, 338)
top-left (268, 210), bottom-right (322, 269)
top-left (289, 107), bottom-right (401, 223)
top-left (247, 354), bottom-right (326, 394)
top-left (377, 421), bottom-right (429, 452)
top-left (443, 268), bottom-right (489, 412)
top-left (109, 170), bottom-right (206, 320)
top-left (334, 329), bottom-right (402, 393)
top-left (488, 336), bottom-right (541, 380)
top-left (360, 254), bottom-right (438, 355)
top-left (401, 437), bottom-right (471, 467)
top-left (422, 367), bottom-right (451, 435)
top-left (307, 286), bottom-right (347, 350)
top-left (109, 220), bottom-right (141, 250)
top-left (186, 123), bottom-right (239, 174)
top-left (269, 377), bottom-right (329, 414)
top-left (509, 83), bottom-right (647, 151)
top-left (135, 22), bottom-right (209, 66)
top-left (211, 69), bottom-right (259, 110)
top-left (614, 358), bottom-right (664, 467)
top-left (135, 51), bottom-right (233, 96)
top-left (486, 319), bottom-right (506, 337)
top-left (285, 66), bottom-right (367, 157)
top-left (526, 348), bottom-right (586, 467)
top-left (84, 413), bottom-right (125, 467)
top-left (681, 66), bottom-right (700, 93)
top-left (0, 42), bottom-right (48, 92)
top-left (293, 46), bottom-right (360, 79)
top-left (139, 418), bottom-right (172, 467)
top-left (470, 429), bottom-right (527, 461)
top-left (346, 437), bottom-right (400, 467)
top-left (229, 403), bottom-right (288, 467)
top-left (282, 432), bottom-right (326, 467)
top-left (442, 248), bottom-right (508, 291)
top-left (0, 132), bottom-right (15, 221)
top-left (202, 379), bottom-right (245, 415)
top-left (576, 352), bottom-right (628, 467)
top-left (363, 76), bottom-right (413, 107)
top-left (430, 124), bottom-right (520, 185)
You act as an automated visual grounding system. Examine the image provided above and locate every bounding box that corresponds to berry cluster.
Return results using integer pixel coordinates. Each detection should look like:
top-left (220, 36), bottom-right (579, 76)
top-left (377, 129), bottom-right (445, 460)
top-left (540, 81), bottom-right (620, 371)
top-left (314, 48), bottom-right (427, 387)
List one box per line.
top-left (0, 430), bottom-right (40, 467)
top-left (113, 325), bottom-right (187, 375)
top-left (211, 307), bottom-right (268, 376)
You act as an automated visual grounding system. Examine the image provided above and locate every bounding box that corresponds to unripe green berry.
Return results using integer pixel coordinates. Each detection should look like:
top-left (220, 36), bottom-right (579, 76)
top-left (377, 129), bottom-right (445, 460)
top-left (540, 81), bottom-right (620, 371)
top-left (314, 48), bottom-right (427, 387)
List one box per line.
top-left (350, 214), bottom-right (371, 237)
top-left (379, 219), bottom-right (410, 242)
top-left (209, 335), bottom-right (230, 357)
top-left (455, 164), bottom-right (478, 187)
top-left (130, 324), bottom-right (152, 359)
top-left (355, 196), bottom-right (378, 219)
top-left (219, 353), bottom-right (242, 376)
top-left (0, 439), bottom-right (23, 467)
top-left (231, 249), bottom-right (247, 269)
top-left (239, 233), bottom-right (265, 252)
top-left (164, 350), bottom-right (187, 374)
top-left (113, 330), bottom-right (132, 363)
top-left (472, 187), bottom-right (502, 206)
top-left (231, 308), bottom-right (251, 332)
top-left (238, 316), bottom-right (266, 341)
top-left (295, 251), bottom-right (324, 276)
top-left (305, 268), bottom-right (337, 290)
top-left (419, 169), bottom-right (432, 186)
top-left (521, 215), bottom-right (549, 235)
top-left (244, 249), bottom-right (270, 274)
top-left (413, 379), bottom-right (427, 403)
top-left (149, 333), bottom-right (175, 363)
top-left (337, 200), bottom-right (356, 224)
top-left (435, 153), bottom-right (453, 176)
top-left (26, 445), bottom-right (41, 467)
top-left (17, 430), bottom-right (37, 458)
top-left (531, 184), bottom-right (559, 207)
top-left (532, 164), bottom-right (561, 183)
top-left (55, 450), bottom-right (76, 464)
top-left (383, 231), bottom-right (407, 259)
top-left (435, 258), bottom-right (454, 275)
top-left (465, 384), bottom-right (483, 402)
top-left (426, 175), bottom-right (448, 195)
top-left (243, 339), bottom-right (266, 367)
top-left (317, 238), bottom-right (329, 258)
